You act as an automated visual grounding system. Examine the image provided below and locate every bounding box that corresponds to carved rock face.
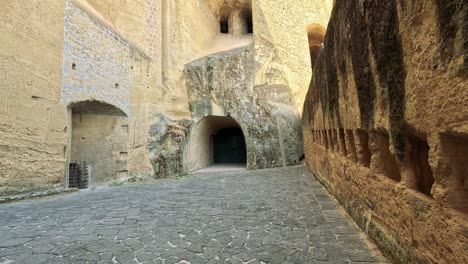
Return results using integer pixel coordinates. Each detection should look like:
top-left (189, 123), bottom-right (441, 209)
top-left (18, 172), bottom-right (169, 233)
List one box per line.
top-left (302, 0), bottom-right (467, 263)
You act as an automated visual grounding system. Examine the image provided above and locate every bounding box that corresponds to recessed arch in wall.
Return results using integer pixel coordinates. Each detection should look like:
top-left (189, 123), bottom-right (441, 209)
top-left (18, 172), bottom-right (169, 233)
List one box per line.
top-left (216, 1), bottom-right (253, 35)
top-left (66, 100), bottom-right (129, 188)
top-left (185, 115), bottom-right (247, 172)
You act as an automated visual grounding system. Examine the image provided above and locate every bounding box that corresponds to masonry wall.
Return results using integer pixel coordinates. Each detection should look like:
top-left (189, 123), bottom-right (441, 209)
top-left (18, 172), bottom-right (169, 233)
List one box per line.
top-left (302, 0), bottom-right (467, 263)
top-left (62, 0), bottom-right (158, 182)
top-left (0, 0), bottom-right (67, 197)
top-left (62, 0), bottom-right (133, 115)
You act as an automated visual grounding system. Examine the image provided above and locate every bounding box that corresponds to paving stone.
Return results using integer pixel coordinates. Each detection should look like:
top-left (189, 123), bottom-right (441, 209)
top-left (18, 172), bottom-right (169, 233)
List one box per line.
top-left (0, 165), bottom-right (385, 263)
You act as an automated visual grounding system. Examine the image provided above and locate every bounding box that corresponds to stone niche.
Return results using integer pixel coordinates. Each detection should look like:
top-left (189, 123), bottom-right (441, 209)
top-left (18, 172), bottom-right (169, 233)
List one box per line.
top-left (69, 101), bottom-right (129, 185)
top-left (207, 0), bottom-right (253, 35)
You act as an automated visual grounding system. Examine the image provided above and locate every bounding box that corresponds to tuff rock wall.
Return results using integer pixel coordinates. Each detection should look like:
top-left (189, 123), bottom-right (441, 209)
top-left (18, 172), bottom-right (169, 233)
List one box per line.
top-left (302, 0), bottom-right (467, 263)
top-left (0, 0), bottom-right (67, 198)
top-left (149, 0), bottom-right (334, 175)
top-left (184, 46), bottom-right (304, 171)
top-left (1, 0), bottom-right (334, 196)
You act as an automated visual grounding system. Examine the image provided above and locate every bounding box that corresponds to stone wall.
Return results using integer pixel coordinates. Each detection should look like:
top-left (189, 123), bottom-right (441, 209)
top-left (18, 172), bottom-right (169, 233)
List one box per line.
top-left (160, 0), bottom-right (218, 118)
top-left (1, 0), bottom-right (335, 194)
top-left (62, 0), bottom-right (160, 184)
top-left (302, 0), bottom-right (467, 263)
top-left (80, 0), bottom-right (149, 53)
top-left (254, 0), bottom-right (334, 112)
top-left (61, 0), bottom-right (134, 115)
top-left (0, 0), bottom-right (67, 197)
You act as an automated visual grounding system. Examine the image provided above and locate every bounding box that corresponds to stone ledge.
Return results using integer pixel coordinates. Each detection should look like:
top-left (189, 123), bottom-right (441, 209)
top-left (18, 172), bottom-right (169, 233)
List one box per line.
top-left (0, 187), bottom-right (79, 204)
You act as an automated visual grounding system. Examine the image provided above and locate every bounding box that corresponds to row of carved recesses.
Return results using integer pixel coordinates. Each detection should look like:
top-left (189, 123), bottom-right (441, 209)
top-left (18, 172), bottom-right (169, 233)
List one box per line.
top-left (310, 129), bottom-right (468, 213)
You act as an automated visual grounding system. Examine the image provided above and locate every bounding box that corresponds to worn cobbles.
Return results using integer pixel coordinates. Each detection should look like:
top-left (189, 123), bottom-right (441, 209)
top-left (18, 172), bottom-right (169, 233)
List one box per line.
top-left (0, 165), bottom-right (385, 264)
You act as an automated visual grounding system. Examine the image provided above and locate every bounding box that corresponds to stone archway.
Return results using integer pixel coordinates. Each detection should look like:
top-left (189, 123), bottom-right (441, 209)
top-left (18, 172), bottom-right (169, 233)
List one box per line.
top-left (67, 100), bottom-right (129, 187)
top-left (185, 116), bottom-right (247, 172)
top-left (307, 24), bottom-right (327, 69)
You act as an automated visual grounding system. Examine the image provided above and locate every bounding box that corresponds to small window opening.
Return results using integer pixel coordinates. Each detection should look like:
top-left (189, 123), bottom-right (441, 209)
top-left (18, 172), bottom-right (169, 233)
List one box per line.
top-left (115, 83), bottom-right (120, 89)
top-left (220, 16), bottom-right (229, 33)
top-left (244, 10), bottom-right (253, 33)
top-left (72, 63), bottom-right (77, 70)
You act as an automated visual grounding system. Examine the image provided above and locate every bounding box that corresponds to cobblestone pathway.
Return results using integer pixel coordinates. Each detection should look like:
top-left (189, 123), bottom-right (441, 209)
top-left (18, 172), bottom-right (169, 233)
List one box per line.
top-left (0, 165), bottom-right (385, 264)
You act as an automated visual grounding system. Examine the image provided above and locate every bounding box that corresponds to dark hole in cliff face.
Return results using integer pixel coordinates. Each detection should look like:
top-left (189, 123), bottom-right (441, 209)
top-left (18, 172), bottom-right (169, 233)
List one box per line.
top-left (220, 16), bottom-right (229, 33)
top-left (408, 135), bottom-right (434, 196)
top-left (441, 133), bottom-right (468, 214)
top-left (241, 8), bottom-right (253, 34)
top-left (214, 127), bottom-right (247, 164)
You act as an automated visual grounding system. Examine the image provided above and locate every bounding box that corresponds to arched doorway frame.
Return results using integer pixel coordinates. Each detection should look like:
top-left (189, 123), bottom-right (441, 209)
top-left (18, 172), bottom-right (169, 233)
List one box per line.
top-left (64, 100), bottom-right (129, 188)
top-left (184, 115), bottom-right (248, 172)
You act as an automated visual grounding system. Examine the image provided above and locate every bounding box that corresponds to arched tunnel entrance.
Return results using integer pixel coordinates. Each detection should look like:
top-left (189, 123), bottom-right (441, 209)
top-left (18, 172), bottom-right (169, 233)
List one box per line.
top-left (67, 100), bottom-right (129, 188)
top-left (185, 116), bottom-right (247, 172)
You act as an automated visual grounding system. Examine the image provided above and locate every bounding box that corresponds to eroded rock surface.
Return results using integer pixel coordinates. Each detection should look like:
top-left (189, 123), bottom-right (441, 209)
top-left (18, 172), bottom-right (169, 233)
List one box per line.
top-left (302, 0), bottom-right (467, 263)
top-left (184, 46), bottom-right (304, 171)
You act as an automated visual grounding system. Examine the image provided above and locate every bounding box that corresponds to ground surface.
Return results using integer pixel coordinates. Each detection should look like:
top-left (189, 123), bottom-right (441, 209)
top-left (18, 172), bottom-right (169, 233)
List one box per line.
top-left (0, 165), bottom-right (385, 264)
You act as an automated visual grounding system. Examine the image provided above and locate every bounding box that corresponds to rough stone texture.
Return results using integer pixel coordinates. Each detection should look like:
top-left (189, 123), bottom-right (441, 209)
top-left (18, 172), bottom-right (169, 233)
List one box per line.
top-left (253, 0), bottom-right (334, 112)
top-left (78, 0), bottom-right (150, 54)
top-left (148, 114), bottom-right (194, 179)
top-left (61, 0), bottom-right (133, 116)
top-left (184, 46), bottom-right (304, 171)
top-left (0, 0), bottom-right (67, 197)
top-left (61, 0), bottom-right (160, 185)
top-left (70, 109), bottom-right (129, 184)
top-left (302, 0), bottom-right (467, 263)
top-left (0, 165), bottom-right (385, 264)
top-left (161, 0), bottom-right (334, 116)
top-left (0, 0), bottom-right (332, 193)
